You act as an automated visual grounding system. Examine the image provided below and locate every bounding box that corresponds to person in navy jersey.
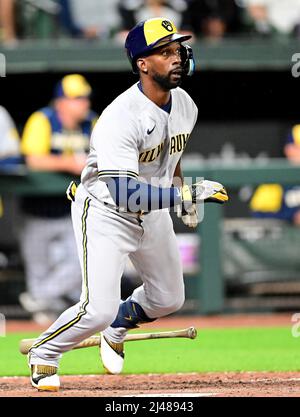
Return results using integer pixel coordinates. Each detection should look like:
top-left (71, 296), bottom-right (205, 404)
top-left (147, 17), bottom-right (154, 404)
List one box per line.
top-left (19, 74), bottom-right (98, 324)
top-left (250, 122), bottom-right (300, 225)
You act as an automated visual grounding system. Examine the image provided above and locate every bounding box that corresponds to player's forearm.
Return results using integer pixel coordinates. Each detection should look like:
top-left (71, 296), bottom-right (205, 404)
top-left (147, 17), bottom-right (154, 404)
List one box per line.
top-left (103, 176), bottom-right (228, 213)
top-left (103, 177), bottom-right (182, 212)
top-left (284, 144), bottom-right (300, 163)
top-left (248, 5), bottom-right (268, 22)
top-left (25, 154), bottom-right (81, 173)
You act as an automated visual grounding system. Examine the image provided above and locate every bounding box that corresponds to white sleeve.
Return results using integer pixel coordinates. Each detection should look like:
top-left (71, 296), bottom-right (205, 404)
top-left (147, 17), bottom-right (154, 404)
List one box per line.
top-left (192, 100), bottom-right (198, 130)
top-left (243, 0), bottom-right (268, 6)
top-left (0, 106), bottom-right (20, 158)
top-left (92, 106), bottom-right (140, 180)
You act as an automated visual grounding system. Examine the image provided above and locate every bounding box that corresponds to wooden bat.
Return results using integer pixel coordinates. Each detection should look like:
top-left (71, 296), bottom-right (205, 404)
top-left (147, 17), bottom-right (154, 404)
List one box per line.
top-left (19, 326), bottom-right (197, 355)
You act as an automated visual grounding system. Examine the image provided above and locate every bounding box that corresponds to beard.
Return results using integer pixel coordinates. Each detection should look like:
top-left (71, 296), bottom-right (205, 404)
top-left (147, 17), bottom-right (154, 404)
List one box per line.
top-left (152, 70), bottom-right (182, 91)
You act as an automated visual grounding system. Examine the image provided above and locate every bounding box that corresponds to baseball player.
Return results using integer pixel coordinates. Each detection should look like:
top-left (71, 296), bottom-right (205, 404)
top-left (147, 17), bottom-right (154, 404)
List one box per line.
top-left (27, 17), bottom-right (228, 391)
top-left (19, 74), bottom-right (97, 325)
top-left (0, 105), bottom-right (21, 217)
top-left (0, 106), bottom-right (20, 164)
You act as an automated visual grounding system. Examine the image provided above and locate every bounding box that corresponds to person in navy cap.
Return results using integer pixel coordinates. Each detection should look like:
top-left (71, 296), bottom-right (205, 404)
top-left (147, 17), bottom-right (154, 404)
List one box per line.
top-left (19, 74), bottom-right (98, 325)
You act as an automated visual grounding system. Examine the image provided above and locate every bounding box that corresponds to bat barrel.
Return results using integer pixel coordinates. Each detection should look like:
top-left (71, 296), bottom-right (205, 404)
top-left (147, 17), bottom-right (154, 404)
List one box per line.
top-left (125, 327), bottom-right (197, 341)
top-left (188, 326), bottom-right (197, 339)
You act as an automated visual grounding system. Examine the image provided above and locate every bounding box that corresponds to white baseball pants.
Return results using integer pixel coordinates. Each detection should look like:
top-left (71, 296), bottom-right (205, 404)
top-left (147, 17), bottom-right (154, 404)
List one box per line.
top-left (30, 184), bottom-right (184, 367)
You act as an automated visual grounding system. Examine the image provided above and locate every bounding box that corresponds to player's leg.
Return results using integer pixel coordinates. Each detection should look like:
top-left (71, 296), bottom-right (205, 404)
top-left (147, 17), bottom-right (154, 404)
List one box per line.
top-left (102, 210), bottom-right (184, 371)
top-left (130, 210), bottom-right (184, 318)
top-left (20, 217), bottom-right (74, 322)
top-left (37, 216), bottom-right (82, 303)
top-left (19, 217), bottom-right (55, 315)
top-left (28, 186), bottom-right (140, 388)
top-left (20, 216), bottom-right (82, 322)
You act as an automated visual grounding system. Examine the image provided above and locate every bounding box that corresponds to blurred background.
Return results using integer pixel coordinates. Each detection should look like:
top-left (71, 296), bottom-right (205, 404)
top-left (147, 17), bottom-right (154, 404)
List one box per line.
top-left (1, 0), bottom-right (300, 324)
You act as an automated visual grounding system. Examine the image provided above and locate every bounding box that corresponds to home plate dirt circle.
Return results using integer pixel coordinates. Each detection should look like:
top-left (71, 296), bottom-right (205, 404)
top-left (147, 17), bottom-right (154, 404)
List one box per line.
top-left (3, 315), bottom-right (299, 397)
top-left (2, 372), bottom-right (300, 397)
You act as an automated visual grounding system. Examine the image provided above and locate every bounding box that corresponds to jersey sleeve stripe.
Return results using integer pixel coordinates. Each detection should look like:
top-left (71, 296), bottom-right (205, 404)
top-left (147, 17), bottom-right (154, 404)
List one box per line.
top-left (98, 170), bottom-right (138, 180)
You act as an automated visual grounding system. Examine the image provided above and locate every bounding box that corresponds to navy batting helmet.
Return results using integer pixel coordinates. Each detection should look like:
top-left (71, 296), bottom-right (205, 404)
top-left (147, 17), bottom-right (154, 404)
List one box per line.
top-left (125, 17), bottom-right (195, 76)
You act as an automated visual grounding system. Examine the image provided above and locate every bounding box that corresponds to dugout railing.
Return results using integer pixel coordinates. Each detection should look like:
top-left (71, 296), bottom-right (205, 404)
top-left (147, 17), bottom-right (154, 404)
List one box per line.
top-left (1, 37), bottom-right (296, 74)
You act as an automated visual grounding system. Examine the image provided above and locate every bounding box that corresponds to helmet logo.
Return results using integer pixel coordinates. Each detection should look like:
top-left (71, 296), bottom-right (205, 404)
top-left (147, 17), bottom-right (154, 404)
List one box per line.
top-left (162, 20), bottom-right (173, 32)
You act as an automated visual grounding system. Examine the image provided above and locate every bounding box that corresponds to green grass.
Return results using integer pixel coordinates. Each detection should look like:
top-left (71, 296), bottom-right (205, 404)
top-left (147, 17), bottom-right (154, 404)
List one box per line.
top-left (1, 327), bottom-right (300, 376)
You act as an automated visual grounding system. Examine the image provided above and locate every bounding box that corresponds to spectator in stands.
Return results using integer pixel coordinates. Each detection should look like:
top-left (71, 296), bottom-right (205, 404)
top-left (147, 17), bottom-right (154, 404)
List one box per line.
top-left (117, 0), bottom-right (195, 43)
top-left (0, 105), bottom-right (21, 217)
top-left (186, 0), bottom-right (242, 40)
top-left (0, 105), bottom-right (20, 165)
top-left (283, 123), bottom-right (300, 225)
top-left (0, 0), bottom-right (17, 45)
top-left (19, 74), bottom-right (98, 324)
top-left (244, 0), bottom-right (300, 36)
top-left (285, 125), bottom-right (300, 164)
top-left (250, 123), bottom-right (300, 225)
top-left (58, 0), bottom-right (120, 39)
top-left (250, 184), bottom-right (300, 224)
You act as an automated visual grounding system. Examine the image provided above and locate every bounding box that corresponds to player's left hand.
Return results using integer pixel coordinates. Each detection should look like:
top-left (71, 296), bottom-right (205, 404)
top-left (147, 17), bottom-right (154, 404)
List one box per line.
top-left (181, 180), bottom-right (229, 205)
top-left (176, 203), bottom-right (199, 228)
top-left (193, 179), bottom-right (228, 204)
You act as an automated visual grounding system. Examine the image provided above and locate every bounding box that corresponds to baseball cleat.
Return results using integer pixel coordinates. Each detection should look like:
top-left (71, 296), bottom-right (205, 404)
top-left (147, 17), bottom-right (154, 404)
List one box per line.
top-left (100, 333), bottom-right (124, 375)
top-left (30, 364), bottom-right (60, 392)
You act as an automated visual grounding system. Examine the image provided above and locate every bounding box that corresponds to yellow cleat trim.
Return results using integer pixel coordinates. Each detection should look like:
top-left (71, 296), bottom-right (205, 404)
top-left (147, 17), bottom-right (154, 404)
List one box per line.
top-left (38, 386), bottom-right (59, 392)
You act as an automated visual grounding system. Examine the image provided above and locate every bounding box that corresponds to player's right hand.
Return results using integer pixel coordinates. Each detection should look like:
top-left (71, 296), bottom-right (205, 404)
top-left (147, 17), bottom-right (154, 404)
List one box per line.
top-left (176, 203), bottom-right (199, 228)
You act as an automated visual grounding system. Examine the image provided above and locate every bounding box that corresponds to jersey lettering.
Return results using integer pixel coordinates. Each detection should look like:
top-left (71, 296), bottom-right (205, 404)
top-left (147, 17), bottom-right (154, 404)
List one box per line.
top-left (139, 140), bottom-right (165, 163)
top-left (169, 133), bottom-right (190, 155)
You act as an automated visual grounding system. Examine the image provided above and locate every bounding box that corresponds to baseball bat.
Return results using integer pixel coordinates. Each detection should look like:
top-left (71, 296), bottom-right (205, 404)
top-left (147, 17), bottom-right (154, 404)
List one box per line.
top-left (19, 326), bottom-right (197, 355)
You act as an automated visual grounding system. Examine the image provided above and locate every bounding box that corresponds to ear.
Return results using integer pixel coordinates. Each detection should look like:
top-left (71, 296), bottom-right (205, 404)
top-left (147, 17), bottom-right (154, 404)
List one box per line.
top-left (137, 58), bottom-right (148, 74)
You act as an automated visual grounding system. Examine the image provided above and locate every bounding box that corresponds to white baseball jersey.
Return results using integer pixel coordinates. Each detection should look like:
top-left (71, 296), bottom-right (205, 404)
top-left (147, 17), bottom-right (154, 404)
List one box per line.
top-left (81, 82), bottom-right (198, 208)
top-left (0, 106), bottom-right (20, 158)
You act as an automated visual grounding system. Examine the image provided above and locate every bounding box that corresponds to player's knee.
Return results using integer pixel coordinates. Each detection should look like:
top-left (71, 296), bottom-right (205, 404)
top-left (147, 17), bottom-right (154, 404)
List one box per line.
top-left (148, 292), bottom-right (185, 317)
top-left (83, 303), bottom-right (119, 331)
top-left (164, 293), bottom-right (185, 314)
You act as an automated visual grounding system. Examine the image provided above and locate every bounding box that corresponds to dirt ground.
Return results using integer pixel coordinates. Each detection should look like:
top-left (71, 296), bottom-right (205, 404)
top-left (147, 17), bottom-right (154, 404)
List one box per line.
top-left (2, 372), bottom-right (300, 397)
top-left (2, 314), bottom-right (299, 397)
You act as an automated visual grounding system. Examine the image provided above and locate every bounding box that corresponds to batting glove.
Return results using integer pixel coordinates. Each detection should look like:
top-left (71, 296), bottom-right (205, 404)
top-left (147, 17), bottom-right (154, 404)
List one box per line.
top-left (177, 180), bottom-right (228, 227)
top-left (176, 203), bottom-right (199, 228)
top-left (181, 179), bottom-right (229, 206)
